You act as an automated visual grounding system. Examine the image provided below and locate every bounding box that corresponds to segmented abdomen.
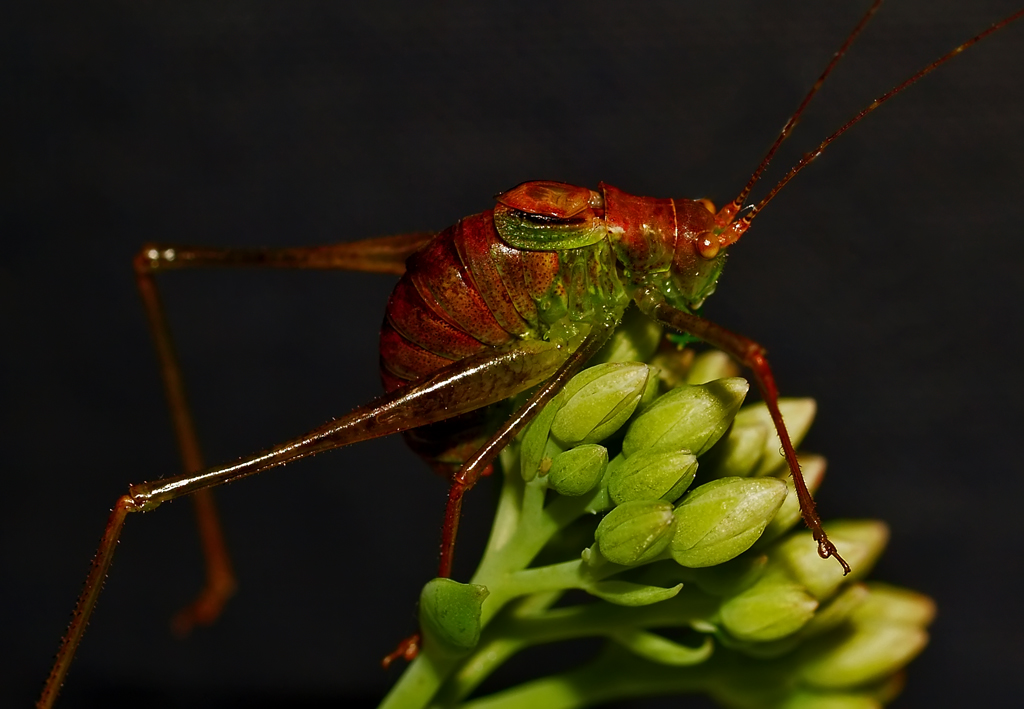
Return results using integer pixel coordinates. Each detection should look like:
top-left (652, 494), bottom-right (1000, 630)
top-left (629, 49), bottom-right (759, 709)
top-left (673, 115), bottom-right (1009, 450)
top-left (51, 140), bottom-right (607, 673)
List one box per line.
top-left (378, 211), bottom-right (563, 474)
top-left (379, 210), bottom-right (561, 392)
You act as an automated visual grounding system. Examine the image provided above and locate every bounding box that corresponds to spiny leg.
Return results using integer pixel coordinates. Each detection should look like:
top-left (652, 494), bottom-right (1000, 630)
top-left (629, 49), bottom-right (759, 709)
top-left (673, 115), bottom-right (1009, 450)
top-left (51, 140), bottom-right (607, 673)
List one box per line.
top-left (38, 338), bottom-right (566, 709)
top-left (37, 497), bottom-right (136, 709)
top-left (637, 289), bottom-right (850, 574)
top-left (132, 232), bottom-right (435, 633)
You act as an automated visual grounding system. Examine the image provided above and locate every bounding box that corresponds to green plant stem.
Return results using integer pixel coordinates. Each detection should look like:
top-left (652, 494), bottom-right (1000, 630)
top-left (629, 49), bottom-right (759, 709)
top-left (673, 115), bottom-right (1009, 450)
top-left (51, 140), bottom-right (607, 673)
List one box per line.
top-left (458, 646), bottom-right (717, 709)
top-left (379, 452), bottom-right (598, 709)
top-left (377, 646), bottom-right (461, 709)
top-left (437, 587), bottom-right (722, 704)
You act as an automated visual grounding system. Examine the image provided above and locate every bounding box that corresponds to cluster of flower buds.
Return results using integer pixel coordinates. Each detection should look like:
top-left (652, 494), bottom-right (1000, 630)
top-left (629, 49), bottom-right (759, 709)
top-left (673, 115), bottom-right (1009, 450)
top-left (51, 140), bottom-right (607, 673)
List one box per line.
top-left (387, 348), bottom-right (934, 709)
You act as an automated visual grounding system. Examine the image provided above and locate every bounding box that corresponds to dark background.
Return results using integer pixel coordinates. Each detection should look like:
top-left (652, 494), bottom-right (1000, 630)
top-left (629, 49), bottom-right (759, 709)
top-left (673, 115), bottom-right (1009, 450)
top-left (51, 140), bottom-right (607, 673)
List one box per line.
top-left (4, 1), bottom-right (1023, 707)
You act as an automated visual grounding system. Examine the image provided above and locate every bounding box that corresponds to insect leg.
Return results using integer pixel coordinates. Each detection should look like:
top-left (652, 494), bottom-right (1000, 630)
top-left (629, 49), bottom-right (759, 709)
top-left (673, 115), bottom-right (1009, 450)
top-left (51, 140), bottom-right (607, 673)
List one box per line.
top-left (383, 318), bottom-right (619, 668)
top-left (137, 231), bottom-right (436, 276)
top-left (39, 338), bottom-right (567, 709)
top-left (438, 318), bottom-right (620, 580)
top-left (636, 289), bottom-right (850, 574)
top-left (131, 233), bottom-right (435, 634)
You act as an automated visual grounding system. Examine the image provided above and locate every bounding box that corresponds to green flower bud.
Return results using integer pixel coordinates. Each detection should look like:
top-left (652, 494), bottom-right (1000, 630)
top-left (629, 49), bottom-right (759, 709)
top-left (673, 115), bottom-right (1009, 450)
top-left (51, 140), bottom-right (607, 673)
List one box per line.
top-left (671, 477), bottom-right (788, 568)
top-left (592, 306), bottom-right (663, 364)
top-left (595, 500), bottom-right (676, 566)
top-left (699, 421), bottom-right (769, 479)
top-left (622, 378), bottom-right (748, 458)
top-left (649, 346), bottom-right (695, 390)
top-left (731, 399), bottom-right (816, 477)
top-left (719, 571), bottom-right (818, 642)
top-left (773, 520), bottom-right (889, 600)
top-left (798, 583), bottom-right (870, 639)
top-left (850, 582), bottom-right (936, 628)
top-left (780, 692), bottom-right (882, 709)
top-left (520, 390), bottom-right (564, 482)
top-left (797, 621), bottom-right (929, 690)
top-left (550, 363), bottom-right (651, 446)
top-left (547, 443), bottom-right (608, 496)
top-left (755, 454), bottom-right (827, 546)
top-left (685, 350), bottom-right (738, 385)
top-left (793, 585), bottom-right (934, 689)
top-left (418, 578), bottom-right (489, 657)
top-left (608, 450), bottom-right (698, 505)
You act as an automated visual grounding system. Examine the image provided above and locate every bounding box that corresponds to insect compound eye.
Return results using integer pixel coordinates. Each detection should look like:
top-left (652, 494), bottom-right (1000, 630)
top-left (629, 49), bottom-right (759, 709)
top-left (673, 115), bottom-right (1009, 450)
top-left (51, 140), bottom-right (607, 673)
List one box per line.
top-left (697, 232), bottom-right (721, 260)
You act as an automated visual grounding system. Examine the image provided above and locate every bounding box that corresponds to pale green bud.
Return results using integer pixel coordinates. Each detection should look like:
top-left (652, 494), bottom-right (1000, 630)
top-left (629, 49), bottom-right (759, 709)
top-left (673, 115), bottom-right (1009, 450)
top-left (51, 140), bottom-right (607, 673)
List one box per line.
top-left (671, 477), bottom-right (787, 568)
top-left (699, 421), bottom-right (769, 479)
top-left (798, 621), bottom-right (929, 690)
top-left (608, 450), bottom-right (698, 505)
top-left (546, 443), bottom-right (608, 496)
top-left (418, 578), bottom-right (488, 657)
top-left (719, 570), bottom-right (818, 642)
top-left (595, 500), bottom-right (676, 566)
top-left (850, 582), bottom-right (936, 628)
top-left (798, 583), bottom-right (870, 639)
top-left (591, 305), bottom-right (663, 364)
top-left (550, 363), bottom-right (651, 446)
top-left (792, 585), bottom-right (933, 688)
top-left (622, 378), bottom-right (748, 458)
top-left (773, 520), bottom-right (890, 600)
top-left (779, 692), bottom-right (881, 709)
top-left (731, 399), bottom-right (817, 477)
top-left (685, 350), bottom-right (738, 385)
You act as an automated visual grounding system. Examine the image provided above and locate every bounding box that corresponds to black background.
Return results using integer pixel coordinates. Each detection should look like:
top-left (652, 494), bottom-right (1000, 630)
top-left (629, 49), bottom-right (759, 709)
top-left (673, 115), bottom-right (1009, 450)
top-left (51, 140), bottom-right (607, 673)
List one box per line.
top-left (5, 1), bottom-right (1023, 707)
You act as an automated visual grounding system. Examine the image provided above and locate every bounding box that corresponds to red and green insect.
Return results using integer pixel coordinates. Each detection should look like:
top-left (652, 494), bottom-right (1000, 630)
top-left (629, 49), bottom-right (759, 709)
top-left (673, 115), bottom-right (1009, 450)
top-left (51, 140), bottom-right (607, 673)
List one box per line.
top-left (32, 2), bottom-right (1023, 706)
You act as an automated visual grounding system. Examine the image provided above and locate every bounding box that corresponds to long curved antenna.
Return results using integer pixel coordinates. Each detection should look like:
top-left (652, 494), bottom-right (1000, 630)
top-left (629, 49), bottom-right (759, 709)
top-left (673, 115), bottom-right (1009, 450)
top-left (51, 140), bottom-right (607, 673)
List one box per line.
top-left (725, 0), bottom-right (884, 222)
top-left (737, 6), bottom-right (1024, 229)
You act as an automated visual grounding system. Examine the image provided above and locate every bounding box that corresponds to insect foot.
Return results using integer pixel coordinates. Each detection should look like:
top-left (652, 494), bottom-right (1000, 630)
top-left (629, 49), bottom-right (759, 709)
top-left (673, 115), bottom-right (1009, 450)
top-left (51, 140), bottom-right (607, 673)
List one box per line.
top-left (378, 349), bottom-right (934, 709)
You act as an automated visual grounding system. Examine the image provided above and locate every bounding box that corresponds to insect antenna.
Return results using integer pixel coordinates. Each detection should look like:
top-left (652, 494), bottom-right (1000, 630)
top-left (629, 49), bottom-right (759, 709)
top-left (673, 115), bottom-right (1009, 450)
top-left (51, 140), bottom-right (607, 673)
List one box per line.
top-left (722, 0), bottom-right (884, 226)
top-left (729, 4), bottom-right (1024, 232)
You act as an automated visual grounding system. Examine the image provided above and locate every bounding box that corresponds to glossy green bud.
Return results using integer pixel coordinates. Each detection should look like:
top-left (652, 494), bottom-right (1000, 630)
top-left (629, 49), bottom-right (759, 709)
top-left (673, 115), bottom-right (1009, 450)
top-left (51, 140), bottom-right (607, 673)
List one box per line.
top-left (547, 444), bottom-right (608, 496)
top-left (671, 477), bottom-right (788, 568)
top-left (550, 363), bottom-right (651, 446)
top-left (731, 398), bottom-right (816, 477)
top-left (608, 450), bottom-right (698, 505)
top-left (622, 378), bottom-right (748, 458)
top-left (419, 578), bottom-right (489, 657)
top-left (719, 571), bottom-right (818, 642)
top-left (773, 520), bottom-right (889, 600)
top-left (595, 499), bottom-right (676, 566)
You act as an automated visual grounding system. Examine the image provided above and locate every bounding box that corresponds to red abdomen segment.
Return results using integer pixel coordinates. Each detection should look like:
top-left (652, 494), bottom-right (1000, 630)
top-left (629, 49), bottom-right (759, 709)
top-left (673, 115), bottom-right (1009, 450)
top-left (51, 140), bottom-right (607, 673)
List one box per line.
top-left (378, 211), bottom-right (562, 473)
top-left (379, 210), bottom-right (559, 392)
